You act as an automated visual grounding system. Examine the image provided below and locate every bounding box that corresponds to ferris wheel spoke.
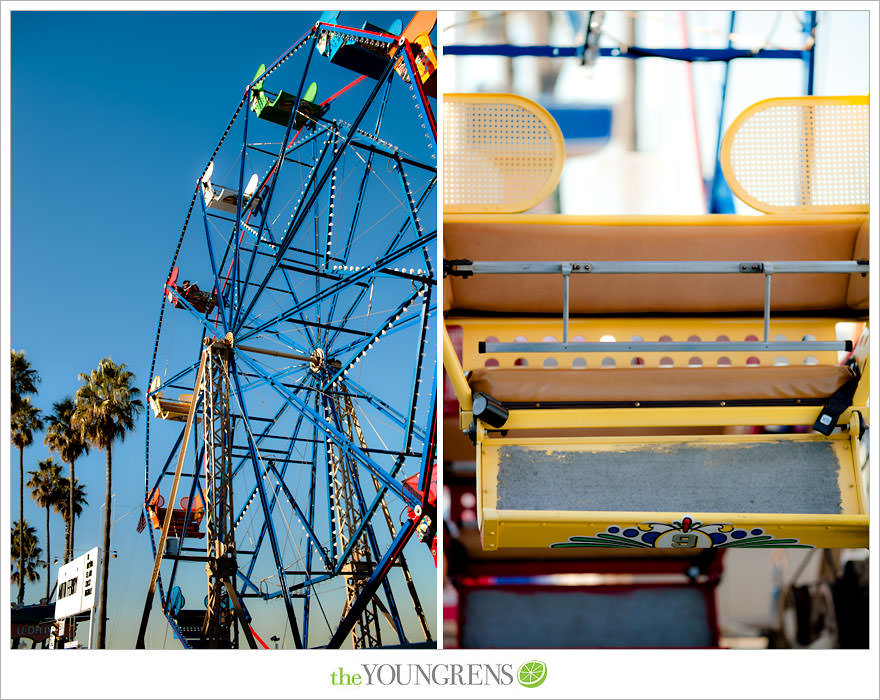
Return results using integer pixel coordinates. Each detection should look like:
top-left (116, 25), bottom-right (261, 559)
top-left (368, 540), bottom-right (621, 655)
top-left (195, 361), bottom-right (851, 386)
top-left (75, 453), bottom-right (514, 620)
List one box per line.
top-left (339, 376), bottom-right (426, 443)
top-left (326, 286), bottom-right (426, 385)
top-left (329, 79), bottom-right (395, 268)
top-left (236, 351), bottom-right (415, 506)
top-left (238, 230), bottom-right (435, 344)
top-left (262, 459), bottom-right (332, 569)
top-left (248, 58), bottom-right (402, 321)
top-left (321, 183), bottom-right (436, 349)
top-left (397, 287), bottom-right (433, 458)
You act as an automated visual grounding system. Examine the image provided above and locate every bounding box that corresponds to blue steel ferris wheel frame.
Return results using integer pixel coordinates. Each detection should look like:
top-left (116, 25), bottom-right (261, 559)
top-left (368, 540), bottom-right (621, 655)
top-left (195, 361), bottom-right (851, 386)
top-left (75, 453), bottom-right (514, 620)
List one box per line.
top-left (142, 16), bottom-right (437, 649)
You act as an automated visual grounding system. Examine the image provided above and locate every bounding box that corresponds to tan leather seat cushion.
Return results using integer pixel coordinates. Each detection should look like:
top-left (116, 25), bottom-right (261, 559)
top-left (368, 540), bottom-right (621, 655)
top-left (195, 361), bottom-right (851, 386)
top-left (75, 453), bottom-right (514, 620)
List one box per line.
top-left (468, 365), bottom-right (853, 404)
top-left (445, 217), bottom-right (868, 314)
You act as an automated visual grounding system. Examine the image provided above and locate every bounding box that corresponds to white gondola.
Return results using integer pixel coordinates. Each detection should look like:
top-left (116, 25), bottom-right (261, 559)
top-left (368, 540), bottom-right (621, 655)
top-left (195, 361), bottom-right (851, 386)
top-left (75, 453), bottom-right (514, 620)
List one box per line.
top-left (148, 375), bottom-right (193, 422)
top-left (201, 161), bottom-right (261, 214)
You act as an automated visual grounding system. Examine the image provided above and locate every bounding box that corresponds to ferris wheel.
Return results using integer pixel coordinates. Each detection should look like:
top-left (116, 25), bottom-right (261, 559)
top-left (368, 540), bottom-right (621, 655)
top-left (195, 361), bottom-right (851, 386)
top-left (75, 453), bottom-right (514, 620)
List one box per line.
top-left (136, 11), bottom-right (437, 649)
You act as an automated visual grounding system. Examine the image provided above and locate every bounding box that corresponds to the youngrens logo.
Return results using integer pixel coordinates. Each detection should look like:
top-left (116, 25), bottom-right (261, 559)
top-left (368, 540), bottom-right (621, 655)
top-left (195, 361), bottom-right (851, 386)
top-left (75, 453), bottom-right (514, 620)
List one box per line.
top-left (517, 661), bottom-right (548, 688)
top-left (329, 662), bottom-right (547, 687)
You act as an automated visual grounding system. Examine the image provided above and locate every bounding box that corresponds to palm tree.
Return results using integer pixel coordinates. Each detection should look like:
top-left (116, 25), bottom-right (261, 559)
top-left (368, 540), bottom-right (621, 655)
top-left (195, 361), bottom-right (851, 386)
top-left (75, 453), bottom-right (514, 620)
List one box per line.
top-left (11, 520), bottom-right (42, 604)
top-left (11, 350), bottom-right (40, 416)
top-left (27, 459), bottom-right (64, 602)
top-left (45, 398), bottom-right (90, 562)
top-left (55, 477), bottom-right (88, 563)
top-left (11, 398), bottom-right (43, 606)
top-left (73, 358), bottom-right (143, 649)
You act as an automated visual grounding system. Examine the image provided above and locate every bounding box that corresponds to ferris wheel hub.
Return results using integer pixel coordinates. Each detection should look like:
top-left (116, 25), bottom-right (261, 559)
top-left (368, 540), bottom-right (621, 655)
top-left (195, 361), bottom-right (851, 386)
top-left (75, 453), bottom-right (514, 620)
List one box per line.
top-left (310, 348), bottom-right (325, 373)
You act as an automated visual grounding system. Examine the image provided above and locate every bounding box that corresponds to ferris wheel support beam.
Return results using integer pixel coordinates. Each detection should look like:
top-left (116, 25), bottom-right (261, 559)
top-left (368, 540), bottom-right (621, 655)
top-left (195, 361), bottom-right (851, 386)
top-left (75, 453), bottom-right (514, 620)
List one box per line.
top-left (347, 139), bottom-right (437, 174)
top-left (322, 392), bottom-right (407, 644)
top-left (230, 399), bottom-right (295, 481)
top-left (234, 131), bottom-right (335, 335)
top-left (228, 354), bottom-right (304, 648)
top-left (212, 211), bottom-right (319, 352)
top-left (327, 393), bottom-right (436, 649)
top-left (326, 286), bottom-right (425, 386)
top-left (303, 416), bottom-right (320, 646)
top-left (331, 338), bottom-right (435, 580)
top-left (400, 287), bottom-right (433, 460)
top-left (263, 459), bottom-right (333, 570)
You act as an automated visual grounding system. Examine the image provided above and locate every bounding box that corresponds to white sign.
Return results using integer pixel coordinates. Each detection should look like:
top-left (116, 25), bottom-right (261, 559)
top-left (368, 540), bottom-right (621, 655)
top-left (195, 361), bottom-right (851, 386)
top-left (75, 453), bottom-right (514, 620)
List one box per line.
top-left (54, 547), bottom-right (100, 618)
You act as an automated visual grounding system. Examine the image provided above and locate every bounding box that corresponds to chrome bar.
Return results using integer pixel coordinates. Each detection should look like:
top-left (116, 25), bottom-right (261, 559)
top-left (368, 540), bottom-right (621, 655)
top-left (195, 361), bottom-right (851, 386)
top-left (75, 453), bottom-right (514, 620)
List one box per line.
top-left (467, 260), bottom-right (867, 275)
top-left (480, 340), bottom-right (849, 354)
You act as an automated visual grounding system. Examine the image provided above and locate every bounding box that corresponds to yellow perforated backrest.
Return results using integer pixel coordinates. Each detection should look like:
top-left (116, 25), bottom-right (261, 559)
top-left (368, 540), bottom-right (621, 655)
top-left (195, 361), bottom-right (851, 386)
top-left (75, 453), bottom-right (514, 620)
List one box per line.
top-left (444, 93), bottom-right (565, 214)
top-left (721, 95), bottom-right (869, 214)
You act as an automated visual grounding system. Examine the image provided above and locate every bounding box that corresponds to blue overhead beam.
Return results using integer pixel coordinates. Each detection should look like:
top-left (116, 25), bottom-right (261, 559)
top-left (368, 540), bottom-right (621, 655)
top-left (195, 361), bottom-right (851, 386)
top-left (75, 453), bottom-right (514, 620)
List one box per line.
top-left (444, 44), bottom-right (812, 62)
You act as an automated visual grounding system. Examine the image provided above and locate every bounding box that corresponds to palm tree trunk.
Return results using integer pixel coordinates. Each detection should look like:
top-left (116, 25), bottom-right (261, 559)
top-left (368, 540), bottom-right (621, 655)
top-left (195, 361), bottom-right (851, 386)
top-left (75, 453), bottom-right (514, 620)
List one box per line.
top-left (45, 505), bottom-right (51, 602)
top-left (18, 447), bottom-right (24, 607)
top-left (69, 459), bottom-right (76, 562)
top-left (97, 445), bottom-right (112, 649)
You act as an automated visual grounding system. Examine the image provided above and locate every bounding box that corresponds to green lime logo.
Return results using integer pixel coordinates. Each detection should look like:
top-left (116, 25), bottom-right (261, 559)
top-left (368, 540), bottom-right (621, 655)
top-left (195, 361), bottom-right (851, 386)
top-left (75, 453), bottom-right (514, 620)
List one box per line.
top-left (517, 660), bottom-right (547, 688)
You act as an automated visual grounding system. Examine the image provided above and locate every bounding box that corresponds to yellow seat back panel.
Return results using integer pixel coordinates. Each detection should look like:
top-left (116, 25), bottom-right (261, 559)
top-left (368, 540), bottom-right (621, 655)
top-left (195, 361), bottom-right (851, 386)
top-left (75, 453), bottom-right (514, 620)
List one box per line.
top-left (444, 93), bottom-right (564, 213)
top-left (721, 95), bottom-right (869, 214)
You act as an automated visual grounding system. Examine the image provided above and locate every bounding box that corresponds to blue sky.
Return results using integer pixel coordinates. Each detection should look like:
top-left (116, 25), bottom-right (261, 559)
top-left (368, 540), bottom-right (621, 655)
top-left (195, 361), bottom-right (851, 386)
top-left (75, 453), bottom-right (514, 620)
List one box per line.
top-left (8, 9), bottom-right (437, 650)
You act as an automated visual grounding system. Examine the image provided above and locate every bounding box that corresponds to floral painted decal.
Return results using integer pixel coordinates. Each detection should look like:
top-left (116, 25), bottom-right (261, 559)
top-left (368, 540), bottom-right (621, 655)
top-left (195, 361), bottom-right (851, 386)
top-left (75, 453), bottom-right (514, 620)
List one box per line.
top-left (550, 516), bottom-right (813, 549)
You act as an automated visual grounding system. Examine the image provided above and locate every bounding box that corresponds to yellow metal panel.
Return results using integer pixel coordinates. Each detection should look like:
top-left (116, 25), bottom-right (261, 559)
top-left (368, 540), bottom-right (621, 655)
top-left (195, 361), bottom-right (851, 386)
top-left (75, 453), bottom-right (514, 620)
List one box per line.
top-left (489, 512), bottom-right (868, 550)
top-left (477, 431), bottom-right (868, 550)
top-left (720, 96), bottom-right (869, 214)
top-left (444, 93), bottom-right (565, 214)
top-left (490, 406), bottom-right (858, 431)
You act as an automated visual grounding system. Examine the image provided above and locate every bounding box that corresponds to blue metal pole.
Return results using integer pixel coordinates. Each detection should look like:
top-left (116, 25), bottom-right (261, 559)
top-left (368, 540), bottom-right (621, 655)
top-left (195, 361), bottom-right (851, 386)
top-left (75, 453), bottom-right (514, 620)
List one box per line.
top-left (340, 376), bottom-right (426, 441)
top-left (444, 43), bottom-right (813, 61)
top-left (325, 79), bottom-right (394, 328)
top-left (241, 42), bottom-right (406, 325)
top-left (323, 180), bottom-right (436, 352)
top-left (709, 11), bottom-right (738, 214)
top-left (804, 11), bottom-right (818, 95)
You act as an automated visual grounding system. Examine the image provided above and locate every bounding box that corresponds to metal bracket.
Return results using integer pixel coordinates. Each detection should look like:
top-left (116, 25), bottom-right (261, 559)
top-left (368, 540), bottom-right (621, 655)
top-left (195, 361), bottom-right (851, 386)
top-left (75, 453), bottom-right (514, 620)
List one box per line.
top-left (444, 258), bottom-right (474, 278)
top-left (739, 262), bottom-right (764, 273)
